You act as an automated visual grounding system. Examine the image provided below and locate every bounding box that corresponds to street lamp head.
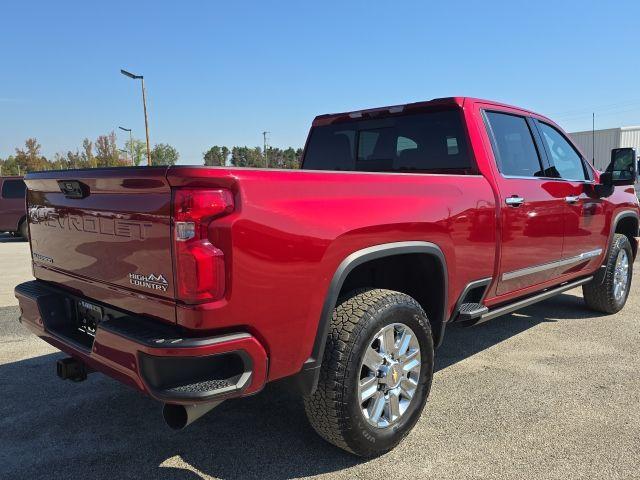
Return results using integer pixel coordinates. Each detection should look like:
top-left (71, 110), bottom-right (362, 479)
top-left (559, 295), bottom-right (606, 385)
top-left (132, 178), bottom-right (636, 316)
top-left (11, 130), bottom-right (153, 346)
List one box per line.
top-left (118, 126), bottom-right (132, 132)
top-left (120, 69), bottom-right (143, 80)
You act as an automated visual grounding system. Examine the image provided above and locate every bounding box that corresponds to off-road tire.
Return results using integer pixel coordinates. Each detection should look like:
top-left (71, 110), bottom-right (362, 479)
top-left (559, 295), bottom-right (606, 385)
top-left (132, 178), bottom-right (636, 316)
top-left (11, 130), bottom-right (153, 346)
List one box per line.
top-left (19, 220), bottom-right (29, 241)
top-left (582, 234), bottom-right (633, 313)
top-left (303, 288), bottom-right (434, 457)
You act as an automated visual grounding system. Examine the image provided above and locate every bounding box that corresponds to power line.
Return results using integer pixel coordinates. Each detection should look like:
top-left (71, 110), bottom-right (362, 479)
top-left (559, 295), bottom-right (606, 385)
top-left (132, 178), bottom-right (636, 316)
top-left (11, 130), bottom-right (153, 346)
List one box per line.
top-left (551, 99), bottom-right (640, 120)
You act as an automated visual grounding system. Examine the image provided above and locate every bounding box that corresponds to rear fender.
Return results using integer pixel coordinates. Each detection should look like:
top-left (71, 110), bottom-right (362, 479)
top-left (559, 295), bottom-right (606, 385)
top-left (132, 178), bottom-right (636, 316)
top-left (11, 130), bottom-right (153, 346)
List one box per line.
top-left (295, 241), bottom-right (447, 396)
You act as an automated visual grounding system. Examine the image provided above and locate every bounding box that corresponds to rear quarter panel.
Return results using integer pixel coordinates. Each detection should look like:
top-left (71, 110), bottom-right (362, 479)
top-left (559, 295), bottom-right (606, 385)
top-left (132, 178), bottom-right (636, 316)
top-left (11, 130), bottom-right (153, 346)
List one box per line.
top-left (168, 167), bottom-right (497, 380)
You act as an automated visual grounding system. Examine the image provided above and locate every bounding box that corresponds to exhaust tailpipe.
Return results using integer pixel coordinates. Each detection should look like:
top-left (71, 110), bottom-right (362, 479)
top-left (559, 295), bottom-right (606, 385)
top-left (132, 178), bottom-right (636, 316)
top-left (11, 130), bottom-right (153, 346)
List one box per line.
top-left (162, 401), bottom-right (223, 430)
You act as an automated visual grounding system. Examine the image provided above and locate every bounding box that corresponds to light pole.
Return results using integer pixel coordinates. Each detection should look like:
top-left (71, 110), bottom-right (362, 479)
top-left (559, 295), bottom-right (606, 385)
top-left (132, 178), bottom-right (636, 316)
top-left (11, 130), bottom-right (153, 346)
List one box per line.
top-left (262, 131), bottom-right (270, 168)
top-left (118, 148), bottom-right (129, 165)
top-left (120, 69), bottom-right (151, 166)
top-left (118, 126), bottom-right (133, 165)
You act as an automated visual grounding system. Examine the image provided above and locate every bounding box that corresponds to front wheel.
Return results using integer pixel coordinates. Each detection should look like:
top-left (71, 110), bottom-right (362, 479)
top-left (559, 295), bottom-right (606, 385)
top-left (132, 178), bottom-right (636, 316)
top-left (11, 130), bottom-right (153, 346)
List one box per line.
top-left (303, 288), bottom-right (434, 457)
top-left (583, 234), bottom-right (633, 313)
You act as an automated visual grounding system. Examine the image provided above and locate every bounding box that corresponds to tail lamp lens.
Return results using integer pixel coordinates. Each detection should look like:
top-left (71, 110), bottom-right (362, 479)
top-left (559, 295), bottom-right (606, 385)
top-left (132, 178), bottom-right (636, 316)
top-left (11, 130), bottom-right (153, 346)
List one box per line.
top-left (172, 188), bottom-right (234, 303)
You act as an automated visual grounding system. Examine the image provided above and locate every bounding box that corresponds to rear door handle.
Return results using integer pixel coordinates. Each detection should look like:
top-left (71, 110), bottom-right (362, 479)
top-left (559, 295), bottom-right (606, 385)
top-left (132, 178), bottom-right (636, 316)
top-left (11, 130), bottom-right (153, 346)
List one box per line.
top-left (565, 196), bottom-right (580, 204)
top-left (505, 196), bottom-right (525, 207)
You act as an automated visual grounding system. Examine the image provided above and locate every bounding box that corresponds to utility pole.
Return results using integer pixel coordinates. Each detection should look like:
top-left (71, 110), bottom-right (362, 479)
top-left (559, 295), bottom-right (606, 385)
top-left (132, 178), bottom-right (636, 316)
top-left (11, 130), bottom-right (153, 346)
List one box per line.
top-left (121, 69), bottom-right (152, 166)
top-left (262, 131), bottom-right (270, 168)
top-left (592, 113), bottom-right (595, 166)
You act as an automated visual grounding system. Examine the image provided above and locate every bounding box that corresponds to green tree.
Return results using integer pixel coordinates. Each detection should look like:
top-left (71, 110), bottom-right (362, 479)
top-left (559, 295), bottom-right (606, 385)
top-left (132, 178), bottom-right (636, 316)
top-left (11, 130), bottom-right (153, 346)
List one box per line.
top-left (82, 138), bottom-right (96, 168)
top-left (203, 145), bottom-right (229, 166)
top-left (151, 143), bottom-right (179, 166)
top-left (51, 150), bottom-right (85, 170)
top-left (95, 132), bottom-right (121, 167)
top-left (125, 138), bottom-right (148, 166)
top-left (0, 155), bottom-right (20, 175)
top-left (230, 146), bottom-right (263, 168)
top-left (266, 147), bottom-right (301, 169)
top-left (15, 138), bottom-right (47, 173)
top-left (51, 152), bottom-right (69, 170)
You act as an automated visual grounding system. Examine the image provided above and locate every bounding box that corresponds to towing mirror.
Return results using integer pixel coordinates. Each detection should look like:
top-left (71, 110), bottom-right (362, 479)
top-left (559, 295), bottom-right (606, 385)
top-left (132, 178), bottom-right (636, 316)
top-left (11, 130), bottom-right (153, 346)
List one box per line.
top-left (606, 147), bottom-right (637, 186)
top-left (594, 148), bottom-right (637, 197)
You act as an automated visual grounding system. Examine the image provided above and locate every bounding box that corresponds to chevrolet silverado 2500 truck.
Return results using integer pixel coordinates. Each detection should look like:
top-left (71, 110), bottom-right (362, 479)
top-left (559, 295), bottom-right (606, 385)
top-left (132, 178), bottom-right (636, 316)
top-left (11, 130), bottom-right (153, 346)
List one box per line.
top-left (15, 97), bottom-right (639, 457)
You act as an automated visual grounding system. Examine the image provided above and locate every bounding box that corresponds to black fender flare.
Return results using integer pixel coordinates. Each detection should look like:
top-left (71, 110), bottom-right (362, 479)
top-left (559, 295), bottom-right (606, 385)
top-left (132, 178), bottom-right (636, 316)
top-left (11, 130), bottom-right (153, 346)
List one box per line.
top-left (296, 241), bottom-right (447, 395)
top-left (595, 210), bottom-right (639, 284)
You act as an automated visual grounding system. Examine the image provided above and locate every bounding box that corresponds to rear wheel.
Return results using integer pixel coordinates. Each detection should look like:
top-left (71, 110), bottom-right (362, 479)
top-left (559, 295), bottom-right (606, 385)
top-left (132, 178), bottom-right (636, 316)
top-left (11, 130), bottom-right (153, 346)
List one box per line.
top-left (303, 288), bottom-right (434, 457)
top-left (583, 234), bottom-right (633, 313)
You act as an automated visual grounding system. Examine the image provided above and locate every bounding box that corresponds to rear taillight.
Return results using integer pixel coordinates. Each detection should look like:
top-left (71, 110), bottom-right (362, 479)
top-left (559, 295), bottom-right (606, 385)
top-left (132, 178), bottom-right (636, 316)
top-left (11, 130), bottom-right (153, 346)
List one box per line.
top-left (172, 188), bottom-right (234, 304)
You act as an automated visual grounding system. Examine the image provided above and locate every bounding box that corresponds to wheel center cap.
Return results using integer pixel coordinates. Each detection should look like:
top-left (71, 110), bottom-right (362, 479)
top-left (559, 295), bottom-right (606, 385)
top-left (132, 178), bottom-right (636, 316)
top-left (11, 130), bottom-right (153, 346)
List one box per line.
top-left (386, 363), bottom-right (402, 388)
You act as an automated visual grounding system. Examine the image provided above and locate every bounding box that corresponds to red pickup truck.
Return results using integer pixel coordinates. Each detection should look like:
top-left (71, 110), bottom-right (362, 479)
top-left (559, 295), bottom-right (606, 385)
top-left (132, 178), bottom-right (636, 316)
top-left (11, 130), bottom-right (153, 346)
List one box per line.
top-left (15, 97), bottom-right (639, 457)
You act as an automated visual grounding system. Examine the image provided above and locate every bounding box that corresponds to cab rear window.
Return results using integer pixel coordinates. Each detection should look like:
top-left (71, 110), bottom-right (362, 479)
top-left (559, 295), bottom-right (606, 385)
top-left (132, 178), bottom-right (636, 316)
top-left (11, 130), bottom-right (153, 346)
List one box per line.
top-left (302, 109), bottom-right (474, 174)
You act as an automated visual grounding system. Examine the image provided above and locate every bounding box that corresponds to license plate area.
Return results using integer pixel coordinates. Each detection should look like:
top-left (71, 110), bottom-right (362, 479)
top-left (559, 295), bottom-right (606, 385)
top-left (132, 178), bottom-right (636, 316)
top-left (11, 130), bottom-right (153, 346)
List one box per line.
top-left (76, 300), bottom-right (103, 338)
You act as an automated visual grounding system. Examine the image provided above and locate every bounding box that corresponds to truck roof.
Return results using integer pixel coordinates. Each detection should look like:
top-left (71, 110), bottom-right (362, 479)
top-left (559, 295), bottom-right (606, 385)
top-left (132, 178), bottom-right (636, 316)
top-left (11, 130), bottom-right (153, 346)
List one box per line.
top-left (311, 97), bottom-right (544, 127)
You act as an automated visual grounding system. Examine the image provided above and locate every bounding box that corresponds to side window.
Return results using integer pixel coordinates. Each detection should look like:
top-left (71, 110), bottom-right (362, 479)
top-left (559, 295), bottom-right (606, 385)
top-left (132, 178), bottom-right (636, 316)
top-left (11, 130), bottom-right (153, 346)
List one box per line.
top-left (357, 127), bottom-right (396, 171)
top-left (485, 112), bottom-right (544, 177)
top-left (537, 122), bottom-right (587, 181)
top-left (358, 130), bottom-right (382, 160)
top-left (1, 180), bottom-right (26, 199)
top-left (396, 136), bottom-right (417, 155)
top-left (303, 126), bottom-right (355, 171)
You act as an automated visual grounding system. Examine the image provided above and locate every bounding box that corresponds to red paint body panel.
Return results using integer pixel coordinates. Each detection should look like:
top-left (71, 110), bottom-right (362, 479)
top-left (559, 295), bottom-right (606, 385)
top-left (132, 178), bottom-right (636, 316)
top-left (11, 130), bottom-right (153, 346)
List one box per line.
top-left (26, 168), bottom-right (175, 303)
top-left (17, 97), bottom-right (640, 401)
top-left (167, 167), bottom-right (497, 378)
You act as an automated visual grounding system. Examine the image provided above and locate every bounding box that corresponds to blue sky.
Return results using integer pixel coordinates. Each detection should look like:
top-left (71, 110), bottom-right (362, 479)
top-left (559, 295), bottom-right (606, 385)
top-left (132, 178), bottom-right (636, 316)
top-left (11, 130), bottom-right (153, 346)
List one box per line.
top-left (1, 1), bottom-right (639, 164)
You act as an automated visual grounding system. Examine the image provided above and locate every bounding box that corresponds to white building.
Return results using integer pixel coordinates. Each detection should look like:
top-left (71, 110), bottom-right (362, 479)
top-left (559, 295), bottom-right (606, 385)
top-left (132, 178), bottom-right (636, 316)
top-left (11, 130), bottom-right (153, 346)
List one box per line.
top-left (569, 126), bottom-right (640, 171)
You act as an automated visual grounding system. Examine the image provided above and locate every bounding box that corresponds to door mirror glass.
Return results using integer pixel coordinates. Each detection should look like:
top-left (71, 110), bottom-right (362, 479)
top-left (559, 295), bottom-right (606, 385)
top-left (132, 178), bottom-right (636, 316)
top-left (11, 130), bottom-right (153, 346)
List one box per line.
top-left (607, 148), bottom-right (637, 186)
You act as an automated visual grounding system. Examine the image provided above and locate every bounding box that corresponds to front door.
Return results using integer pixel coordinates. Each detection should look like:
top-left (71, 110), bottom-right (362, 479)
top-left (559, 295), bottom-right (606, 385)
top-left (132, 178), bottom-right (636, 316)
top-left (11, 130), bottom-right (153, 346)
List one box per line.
top-left (534, 120), bottom-right (607, 274)
top-left (483, 110), bottom-right (565, 295)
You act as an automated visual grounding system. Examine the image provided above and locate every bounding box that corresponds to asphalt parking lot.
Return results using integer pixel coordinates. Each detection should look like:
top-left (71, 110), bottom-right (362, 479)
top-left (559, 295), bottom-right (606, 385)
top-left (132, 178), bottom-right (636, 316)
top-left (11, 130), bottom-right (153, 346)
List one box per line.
top-left (1, 232), bottom-right (639, 480)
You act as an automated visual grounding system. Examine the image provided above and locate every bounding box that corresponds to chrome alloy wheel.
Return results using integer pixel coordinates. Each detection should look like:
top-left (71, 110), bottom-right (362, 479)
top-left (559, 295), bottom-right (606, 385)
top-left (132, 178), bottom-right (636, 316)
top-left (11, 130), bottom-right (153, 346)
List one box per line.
top-left (358, 323), bottom-right (421, 429)
top-left (613, 249), bottom-right (630, 301)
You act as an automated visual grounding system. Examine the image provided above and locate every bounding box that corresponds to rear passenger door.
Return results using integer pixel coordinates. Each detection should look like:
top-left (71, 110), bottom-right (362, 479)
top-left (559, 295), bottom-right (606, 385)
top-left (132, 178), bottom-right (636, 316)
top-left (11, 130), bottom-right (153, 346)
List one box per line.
top-left (484, 111), bottom-right (565, 296)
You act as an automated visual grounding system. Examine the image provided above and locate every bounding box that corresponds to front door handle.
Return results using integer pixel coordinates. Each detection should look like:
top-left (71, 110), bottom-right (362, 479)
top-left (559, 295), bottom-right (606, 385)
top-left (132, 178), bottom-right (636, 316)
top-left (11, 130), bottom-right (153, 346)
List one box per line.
top-left (565, 196), bottom-right (580, 204)
top-left (505, 195), bottom-right (525, 207)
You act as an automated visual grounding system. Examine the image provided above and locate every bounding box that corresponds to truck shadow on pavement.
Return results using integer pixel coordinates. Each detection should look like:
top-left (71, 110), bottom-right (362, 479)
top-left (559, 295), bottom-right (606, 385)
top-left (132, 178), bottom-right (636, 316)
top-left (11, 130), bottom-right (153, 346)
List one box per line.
top-left (0, 233), bottom-right (25, 243)
top-left (0, 295), bottom-right (606, 479)
top-left (437, 292), bottom-right (606, 372)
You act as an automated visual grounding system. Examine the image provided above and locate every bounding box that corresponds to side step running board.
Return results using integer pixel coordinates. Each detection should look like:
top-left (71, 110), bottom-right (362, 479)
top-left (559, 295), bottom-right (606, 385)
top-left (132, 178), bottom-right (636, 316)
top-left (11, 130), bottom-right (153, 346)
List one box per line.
top-left (473, 276), bottom-right (593, 326)
top-left (456, 302), bottom-right (489, 322)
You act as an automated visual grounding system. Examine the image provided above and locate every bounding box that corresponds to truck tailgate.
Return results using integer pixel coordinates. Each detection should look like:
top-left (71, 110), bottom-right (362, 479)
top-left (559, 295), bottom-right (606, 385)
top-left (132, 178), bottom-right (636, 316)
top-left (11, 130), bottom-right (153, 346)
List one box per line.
top-left (25, 168), bottom-right (175, 302)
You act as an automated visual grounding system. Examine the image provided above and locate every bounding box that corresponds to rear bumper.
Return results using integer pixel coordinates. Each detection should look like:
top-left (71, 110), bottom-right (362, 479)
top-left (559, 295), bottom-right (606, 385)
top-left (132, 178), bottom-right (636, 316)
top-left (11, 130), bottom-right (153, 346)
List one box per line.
top-left (14, 280), bottom-right (268, 404)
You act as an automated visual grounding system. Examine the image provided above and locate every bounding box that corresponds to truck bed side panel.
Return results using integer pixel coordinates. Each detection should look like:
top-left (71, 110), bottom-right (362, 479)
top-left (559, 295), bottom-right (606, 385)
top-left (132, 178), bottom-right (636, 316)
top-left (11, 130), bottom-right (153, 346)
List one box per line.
top-left (168, 167), bottom-right (497, 380)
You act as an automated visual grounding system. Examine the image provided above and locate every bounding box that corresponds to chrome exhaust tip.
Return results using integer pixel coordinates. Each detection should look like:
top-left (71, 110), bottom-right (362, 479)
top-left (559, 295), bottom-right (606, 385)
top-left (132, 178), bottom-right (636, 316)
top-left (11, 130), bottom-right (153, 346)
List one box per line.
top-left (162, 401), bottom-right (223, 430)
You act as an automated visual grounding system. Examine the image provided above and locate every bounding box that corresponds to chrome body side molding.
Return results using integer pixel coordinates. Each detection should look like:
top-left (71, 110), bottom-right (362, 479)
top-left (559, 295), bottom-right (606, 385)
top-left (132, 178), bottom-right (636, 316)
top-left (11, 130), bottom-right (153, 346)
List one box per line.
top-left (502, 249), bottom-right (603, 281)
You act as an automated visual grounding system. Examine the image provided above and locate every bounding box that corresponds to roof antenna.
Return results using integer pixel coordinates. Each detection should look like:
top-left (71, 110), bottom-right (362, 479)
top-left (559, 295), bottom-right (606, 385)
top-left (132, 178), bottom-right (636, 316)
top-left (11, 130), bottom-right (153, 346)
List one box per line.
top-left (592, 112), bottom-right (595, 166)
